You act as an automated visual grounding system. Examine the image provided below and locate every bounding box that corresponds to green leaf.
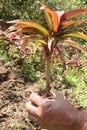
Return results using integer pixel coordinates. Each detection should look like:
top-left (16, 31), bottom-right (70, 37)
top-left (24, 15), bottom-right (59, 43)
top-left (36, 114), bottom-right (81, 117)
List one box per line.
top-left (40, 5), bottom-right (53, 31)
top-left (40, 6), bottom-right (59, 32)
top-left (63, 32), bottom-right (87, 41)
top-left (34, 42), bottom-right (41, 54)
top-left (21, 37), bottom-right (46, 47)
top-left (63, 39), bottom-right (87, 54)
top-left (34, 40), bottom-right (46, 53)
top-left (6, 21), bottom-right (49, 37)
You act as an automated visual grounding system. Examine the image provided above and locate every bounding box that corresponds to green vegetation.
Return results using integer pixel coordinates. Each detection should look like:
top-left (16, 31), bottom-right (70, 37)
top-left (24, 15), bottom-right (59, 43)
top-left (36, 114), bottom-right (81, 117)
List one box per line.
top-left (0, 0), bottom-right (87, 22)
top-left (9, 123), bottom-right (23, 130)
top-left (64, 66), bottom-right (87, 108)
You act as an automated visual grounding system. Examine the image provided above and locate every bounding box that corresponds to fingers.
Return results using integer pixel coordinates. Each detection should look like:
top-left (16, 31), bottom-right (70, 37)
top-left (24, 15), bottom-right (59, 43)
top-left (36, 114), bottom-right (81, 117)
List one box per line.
top-left (50, 88), bottom-right (58, 98)
top-left (29, 93), bottom-right (43, 107)
top-left (26, 102), bottom-right (39, 116)
top-left (50, 88), bottom-right (65, 100)
top-left (27, 112), bottom-right (38, 122)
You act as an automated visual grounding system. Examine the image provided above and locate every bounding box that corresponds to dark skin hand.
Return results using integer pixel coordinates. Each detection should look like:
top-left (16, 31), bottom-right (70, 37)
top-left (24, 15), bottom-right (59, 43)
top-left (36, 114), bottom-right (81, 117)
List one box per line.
top-left (26, 89), bottom-right (87, 130)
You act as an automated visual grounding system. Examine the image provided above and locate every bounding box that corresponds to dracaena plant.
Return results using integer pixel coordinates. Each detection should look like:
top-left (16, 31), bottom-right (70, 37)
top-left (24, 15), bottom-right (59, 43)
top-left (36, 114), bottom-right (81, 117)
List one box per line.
top-left (5, 2), bottom-right (87, 94)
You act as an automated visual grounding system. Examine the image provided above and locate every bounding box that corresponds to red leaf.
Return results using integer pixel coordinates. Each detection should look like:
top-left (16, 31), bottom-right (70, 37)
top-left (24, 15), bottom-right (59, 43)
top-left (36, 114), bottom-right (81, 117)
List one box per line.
top-left (62, 8), bottom-right (87, 21)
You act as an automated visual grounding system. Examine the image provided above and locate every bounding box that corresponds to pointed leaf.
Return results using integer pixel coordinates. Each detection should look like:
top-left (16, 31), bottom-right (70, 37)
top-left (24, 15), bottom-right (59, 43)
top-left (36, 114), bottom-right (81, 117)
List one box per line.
top-left (21, 37), bottom-right (46, 48)
top-left (34, 42), bottom-right (41, 54)
top-left (63, 39), bottom-right (87, 54)
top-left (34, 40), bottom-right (46, 53)
top-left (63, 32), bottom-right (87, 41)
top-left (37, 1), bottom-right (51, 28)
top-left (60, 20), bottom-right (87, 30)
top-left (40, 6), bottom-right (59, 32)
top-left (62, 8), bottom-right (87, 21)
top-left (40, 6), bottom-right (53, 30)
top-left (44, 11), bottom-right (53, 31)
top-left (6, 21), bottom-right (49, 37)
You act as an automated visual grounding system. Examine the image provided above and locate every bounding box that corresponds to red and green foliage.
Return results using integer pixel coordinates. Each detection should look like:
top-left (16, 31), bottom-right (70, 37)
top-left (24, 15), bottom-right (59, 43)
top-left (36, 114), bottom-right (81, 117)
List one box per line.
top-left (1, 2), bottom-right (87, 94)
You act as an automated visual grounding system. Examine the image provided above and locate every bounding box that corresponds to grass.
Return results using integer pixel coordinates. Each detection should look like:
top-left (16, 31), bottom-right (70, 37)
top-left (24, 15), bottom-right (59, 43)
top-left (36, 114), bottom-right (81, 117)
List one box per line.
top-left (50, 54), bottom-right (87, 109)
top-left (64, 67), bottom-right (87, 108)
top-left (9, 123), bottom-right (23, 130)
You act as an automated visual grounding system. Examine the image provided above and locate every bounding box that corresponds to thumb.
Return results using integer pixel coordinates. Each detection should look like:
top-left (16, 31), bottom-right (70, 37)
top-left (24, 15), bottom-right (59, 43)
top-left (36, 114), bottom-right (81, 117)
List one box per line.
top-left (50, 88), bottom-right (65, 100)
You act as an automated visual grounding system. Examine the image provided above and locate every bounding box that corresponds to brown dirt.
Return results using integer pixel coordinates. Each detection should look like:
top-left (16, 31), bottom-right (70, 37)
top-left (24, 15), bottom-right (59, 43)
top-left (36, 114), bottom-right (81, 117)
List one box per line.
top-left (0, 60), bottom-right (44, 130)
top-left (0, 59), bottom-right (84, 130)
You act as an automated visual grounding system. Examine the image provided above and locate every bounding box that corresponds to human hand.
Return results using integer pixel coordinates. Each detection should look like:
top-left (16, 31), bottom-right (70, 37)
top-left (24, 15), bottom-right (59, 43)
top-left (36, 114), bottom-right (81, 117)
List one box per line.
top-left (25, 89), bottom-right (79, 130)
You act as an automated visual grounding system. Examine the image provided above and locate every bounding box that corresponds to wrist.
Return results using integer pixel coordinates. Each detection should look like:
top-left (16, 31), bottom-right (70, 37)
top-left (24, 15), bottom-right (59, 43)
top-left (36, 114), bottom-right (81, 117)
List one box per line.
top-left (80, 111), bottom-right (87, 130)
top-left (82, 111), bottom-right (87, 122)
top-left (71, 110), bottom-right (87, 130)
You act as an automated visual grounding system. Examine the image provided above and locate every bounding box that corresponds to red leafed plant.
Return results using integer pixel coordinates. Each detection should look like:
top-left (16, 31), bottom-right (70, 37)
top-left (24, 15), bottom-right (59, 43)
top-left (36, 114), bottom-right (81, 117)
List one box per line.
top-left (3, 2), bottom-right (87, 94)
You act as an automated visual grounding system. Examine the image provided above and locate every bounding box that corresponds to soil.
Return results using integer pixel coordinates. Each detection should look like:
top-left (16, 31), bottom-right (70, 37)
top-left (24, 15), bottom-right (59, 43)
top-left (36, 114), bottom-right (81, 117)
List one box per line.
top-left (0, 59), bottom-right (43, 130)
top-left (0, 59), bottom-right (84, 130)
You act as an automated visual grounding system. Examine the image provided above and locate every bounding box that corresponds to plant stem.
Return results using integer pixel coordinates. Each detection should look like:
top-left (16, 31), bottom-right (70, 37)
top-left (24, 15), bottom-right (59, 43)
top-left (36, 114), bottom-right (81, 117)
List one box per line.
top-left (46, 55), bottom-right (51, 95)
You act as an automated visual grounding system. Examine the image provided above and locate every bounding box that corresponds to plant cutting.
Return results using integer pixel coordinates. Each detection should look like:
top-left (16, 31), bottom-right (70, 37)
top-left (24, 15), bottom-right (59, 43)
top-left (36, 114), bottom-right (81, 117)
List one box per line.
top-left (3, 2), bottom-right (87, 95)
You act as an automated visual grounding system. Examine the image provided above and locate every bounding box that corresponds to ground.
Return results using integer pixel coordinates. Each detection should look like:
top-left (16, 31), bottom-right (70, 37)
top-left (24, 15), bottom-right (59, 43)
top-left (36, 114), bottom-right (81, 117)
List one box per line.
top-left (0, 59), bottom-right (86, 130)
top-left (0, 59), bottom-right (43, 130)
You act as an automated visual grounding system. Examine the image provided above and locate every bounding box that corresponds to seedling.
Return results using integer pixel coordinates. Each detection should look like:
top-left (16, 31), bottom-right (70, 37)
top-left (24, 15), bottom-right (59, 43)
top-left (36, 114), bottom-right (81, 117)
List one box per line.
top-left (2, 2), bottom-right (87, 95)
